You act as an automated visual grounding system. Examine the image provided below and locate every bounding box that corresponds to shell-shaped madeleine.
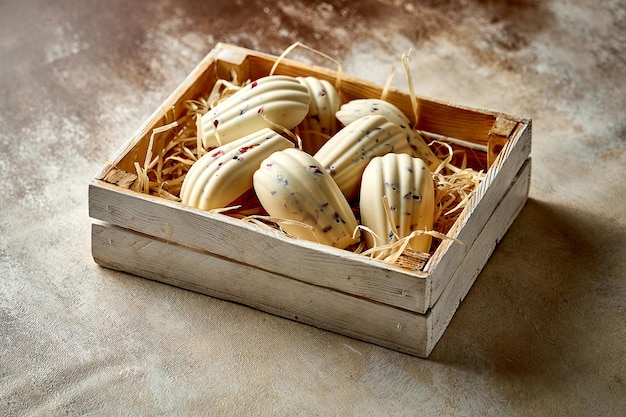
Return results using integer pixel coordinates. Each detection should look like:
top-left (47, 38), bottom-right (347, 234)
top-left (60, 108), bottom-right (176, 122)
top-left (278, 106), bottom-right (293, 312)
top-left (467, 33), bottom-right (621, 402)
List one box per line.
top-left (180, 128), bottom-right (294, 210)
top-left (313, 115), bottom-right (413, 201)
top-left (336, 98), bottom-right (411, 128)
top-left (198, 75), bottom-right (310, 148)
top-left (336, 98), bottom-right (442, 171)
top-left (253, 148), bottom-right (359, 249)
top-left (296, 76), bottom-right (342, 154)
top-left (359, 153), bottom-right (435, 253)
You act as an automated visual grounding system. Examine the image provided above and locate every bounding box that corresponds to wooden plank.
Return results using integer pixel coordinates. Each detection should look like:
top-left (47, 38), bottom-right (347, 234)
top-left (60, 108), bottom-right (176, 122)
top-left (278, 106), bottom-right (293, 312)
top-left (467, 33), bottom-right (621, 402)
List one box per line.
top-left (90, 158), bottom-right (529, 358)
top-left (237, 47), bottom-right (504, 143)
top-left (427, 158), bottom-right (531, 355)
top-left (89, 180), bottom-right (431, 313)
top-left (92, 223), bottom-right (430, 357)
top-left (425, 119), bottom-right (531, 307)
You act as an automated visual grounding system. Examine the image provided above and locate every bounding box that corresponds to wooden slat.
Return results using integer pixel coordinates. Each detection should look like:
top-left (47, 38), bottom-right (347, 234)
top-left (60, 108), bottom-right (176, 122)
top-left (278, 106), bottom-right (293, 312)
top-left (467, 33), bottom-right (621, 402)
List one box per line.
top-left (89, 180), bottom-right (430, 312)
top-left (425, 119), bottom-right (531, 307)
top-left (92, 223), bottom-right (430, 357)
top-left (90, 159), bottom-right (530, 358)
top-left (427, 158), bottom-right (531, 355)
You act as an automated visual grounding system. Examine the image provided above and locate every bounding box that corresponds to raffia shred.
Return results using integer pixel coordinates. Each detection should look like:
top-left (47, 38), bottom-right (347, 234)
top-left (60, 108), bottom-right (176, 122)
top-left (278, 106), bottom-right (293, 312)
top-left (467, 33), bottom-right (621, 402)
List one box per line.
top-left (430, 141), bottom-right (486, 235)
top-left (270, 41), bottom-right (344, 92)
top-left (126, 44), bottom-right (486, 270)
top-left (402, 49), bottom-right (420, 129)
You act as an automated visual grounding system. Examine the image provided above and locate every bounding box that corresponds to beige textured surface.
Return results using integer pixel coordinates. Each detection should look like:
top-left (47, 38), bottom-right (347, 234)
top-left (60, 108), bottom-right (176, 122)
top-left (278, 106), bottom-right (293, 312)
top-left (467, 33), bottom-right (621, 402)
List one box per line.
top-left (1, 0), bottom-right (625, 415)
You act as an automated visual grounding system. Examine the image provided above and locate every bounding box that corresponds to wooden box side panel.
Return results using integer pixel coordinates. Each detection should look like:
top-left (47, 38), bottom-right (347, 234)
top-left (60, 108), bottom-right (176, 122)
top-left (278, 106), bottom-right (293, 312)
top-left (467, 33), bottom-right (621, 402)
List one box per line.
top-left (96, 42), bottom-right (532, 190)
top-left (425, 119), bottom-right (532, 307)
top-left (427, 158), bottom-right (531, 354)
top-left (92, 223), bottom-right (430, 358)
top-left (237, 49), bottom-right (503, 147)
top-left (103, 43), bottom-right (514, 181)
top-left (89, 180), bottom-right (431, 312)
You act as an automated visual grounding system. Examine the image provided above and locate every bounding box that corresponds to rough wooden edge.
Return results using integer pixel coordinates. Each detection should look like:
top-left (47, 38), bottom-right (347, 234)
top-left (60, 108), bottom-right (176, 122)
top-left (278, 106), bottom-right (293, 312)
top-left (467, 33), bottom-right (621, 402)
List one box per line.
top-left (425, 118), bottom-right (532, 307)
top-left (102, 167), bottom-right (137, 189)
top-left (427, 158), bottom-right (532, 355)
top-left (92, 222), bottom-right (431, 358)
top-left (487, 117), bottom-right (519, 167)
top-left (89, 179), bottom-right (431, 312)
top-left (90, 158), bottom-right (529, 358)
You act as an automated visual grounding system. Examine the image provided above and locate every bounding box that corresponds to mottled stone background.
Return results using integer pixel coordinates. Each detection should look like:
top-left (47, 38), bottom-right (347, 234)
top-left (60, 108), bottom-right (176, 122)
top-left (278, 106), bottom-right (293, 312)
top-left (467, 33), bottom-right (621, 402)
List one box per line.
top-left (1, 0), bottom-right (624, 415)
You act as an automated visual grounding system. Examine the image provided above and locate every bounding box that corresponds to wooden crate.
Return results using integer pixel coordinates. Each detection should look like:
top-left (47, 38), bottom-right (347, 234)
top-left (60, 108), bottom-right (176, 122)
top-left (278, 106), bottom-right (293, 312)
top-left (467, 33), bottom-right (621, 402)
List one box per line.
top-left (89, 43), bottom-right (531, 357)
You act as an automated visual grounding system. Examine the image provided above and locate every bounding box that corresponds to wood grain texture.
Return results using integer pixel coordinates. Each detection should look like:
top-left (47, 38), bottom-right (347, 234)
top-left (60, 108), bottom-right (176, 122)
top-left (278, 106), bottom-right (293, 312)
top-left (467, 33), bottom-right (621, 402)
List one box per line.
top-left (429, 159), bottom-right (531, 352)
top-left (92, 222), bottom-right (431, 357)
top-left (90, 158), bottom-right (529, 357)
top-left (425, 119), bottom-right (531, 306)
top-left (89, 180), bottom-right (430, 312)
